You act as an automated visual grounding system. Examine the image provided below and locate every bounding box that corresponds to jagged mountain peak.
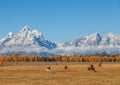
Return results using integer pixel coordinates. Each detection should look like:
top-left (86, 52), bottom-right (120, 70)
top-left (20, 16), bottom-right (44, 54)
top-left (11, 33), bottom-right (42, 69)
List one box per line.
top-left (20, 25), bottom-right (30, 33)
top-left (6, 32), bottom-right (14, 38)
top-left (31, 29), bottom-right (44, 41)
top-left (92, 32), bottom-right (99, 35)
top-left (19, 26), bottom-right (43, 39)
top-left (18, 26), bottom-right (44, 40)
top-left (82, 32), bottom-right (101, 46)
top-left (31, 29), bottom-right (42, 37)
top-left (86, 32), bottom-right (100, 38)
top-left (0, 26), bottom-right (56, 49)
top-left (1, 28), bottom-right (120, 56)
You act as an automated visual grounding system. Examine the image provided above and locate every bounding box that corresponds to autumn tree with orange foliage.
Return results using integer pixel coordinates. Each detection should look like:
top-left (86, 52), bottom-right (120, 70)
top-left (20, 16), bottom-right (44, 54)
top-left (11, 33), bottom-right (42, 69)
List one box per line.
top-left (13, 53), bottom-right (20, 65)
top-left (0, 52), bottom-right (119, 63)
top-left (0, 54), bottom-right (5, 66)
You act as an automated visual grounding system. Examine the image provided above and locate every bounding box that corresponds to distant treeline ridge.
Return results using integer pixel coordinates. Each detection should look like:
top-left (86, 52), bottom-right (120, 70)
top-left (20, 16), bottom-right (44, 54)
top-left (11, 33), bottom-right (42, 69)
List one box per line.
top-left (0, 53), bottom-right (120, 62)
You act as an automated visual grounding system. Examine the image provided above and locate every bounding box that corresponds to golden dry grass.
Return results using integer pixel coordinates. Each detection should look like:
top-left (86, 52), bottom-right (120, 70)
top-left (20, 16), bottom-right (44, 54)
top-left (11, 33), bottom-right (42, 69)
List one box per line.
top-left (0, 63), bottom-right (120, 85)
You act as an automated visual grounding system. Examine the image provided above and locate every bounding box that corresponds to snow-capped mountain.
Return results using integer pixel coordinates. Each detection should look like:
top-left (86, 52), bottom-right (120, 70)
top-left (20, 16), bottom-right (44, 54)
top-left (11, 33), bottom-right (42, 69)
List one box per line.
top-left (55, 32), bottom-right (120, 55)
top-left (1, 26), bottom-right (120, 56)
top-left (71, 32), bottom-right (120, 47)
top-left (72, 32), bottom-right (102, 47)
top-left (100, 33), bottom-right (120, 45)
top-left (0, 26), bottom-right (56, 49)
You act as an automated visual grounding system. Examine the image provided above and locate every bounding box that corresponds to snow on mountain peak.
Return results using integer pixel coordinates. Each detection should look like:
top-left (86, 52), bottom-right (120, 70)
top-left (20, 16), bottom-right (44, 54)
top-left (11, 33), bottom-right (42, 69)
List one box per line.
top-left (1, 27), bottom-right (120, 56)
top-left (82, 32), bottom-right (101, 46)
top-left (20, 25), bottom-right (30, 32)
top-left (88, 32), bottom-right (100, 37)
top-left (7, 32), bottom-right (14, 38)
top-left (31, 30), bottom-right (43, 37)
top-left (0, 26), bottom-right (57, 50)
top-left (18, 26), bottom-right (44, 40)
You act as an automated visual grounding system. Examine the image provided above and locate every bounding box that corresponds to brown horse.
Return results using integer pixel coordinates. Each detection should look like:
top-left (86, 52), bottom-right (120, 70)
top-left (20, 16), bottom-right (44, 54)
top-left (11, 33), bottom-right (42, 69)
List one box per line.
top-left (64, 65), bottom-right (68, 70)
top-left (88, 64), bottom-right (96, 72)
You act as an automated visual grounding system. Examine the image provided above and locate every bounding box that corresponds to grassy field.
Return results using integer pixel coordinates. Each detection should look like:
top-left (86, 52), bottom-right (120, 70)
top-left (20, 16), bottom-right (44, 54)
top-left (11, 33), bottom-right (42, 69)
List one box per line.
top-left (0, 62), bottom-right (120, 85)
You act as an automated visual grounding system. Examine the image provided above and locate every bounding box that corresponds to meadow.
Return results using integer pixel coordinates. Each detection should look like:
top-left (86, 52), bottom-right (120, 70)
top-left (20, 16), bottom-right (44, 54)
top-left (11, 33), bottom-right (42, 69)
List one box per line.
top-left (0, 62), bottom-right (120, 85)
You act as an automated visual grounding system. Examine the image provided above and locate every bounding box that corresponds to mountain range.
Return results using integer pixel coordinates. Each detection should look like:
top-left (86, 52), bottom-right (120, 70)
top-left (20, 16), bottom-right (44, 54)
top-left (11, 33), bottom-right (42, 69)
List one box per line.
top-left (0, 26), bottom-right (120, 56)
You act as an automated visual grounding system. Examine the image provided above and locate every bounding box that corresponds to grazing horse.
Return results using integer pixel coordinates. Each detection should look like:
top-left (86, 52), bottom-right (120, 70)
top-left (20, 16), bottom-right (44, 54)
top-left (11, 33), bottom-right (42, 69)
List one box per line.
top-left (88, 64), bottom-right (96, 72)
top-left (64, 65), bottom-right (68, 70)
top-left (46, 66), bottom-right (51, 73)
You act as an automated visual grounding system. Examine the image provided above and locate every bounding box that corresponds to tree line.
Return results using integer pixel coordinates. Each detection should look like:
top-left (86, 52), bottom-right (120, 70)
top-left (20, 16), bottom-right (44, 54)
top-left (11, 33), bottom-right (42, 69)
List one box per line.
top-left (0, 53), bottom-right (120, 64)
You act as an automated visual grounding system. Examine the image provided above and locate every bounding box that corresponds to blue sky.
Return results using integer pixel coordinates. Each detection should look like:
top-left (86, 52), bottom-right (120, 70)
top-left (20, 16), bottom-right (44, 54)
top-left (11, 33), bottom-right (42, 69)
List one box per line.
top-left (0, 0), bottom-right (120, 42)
